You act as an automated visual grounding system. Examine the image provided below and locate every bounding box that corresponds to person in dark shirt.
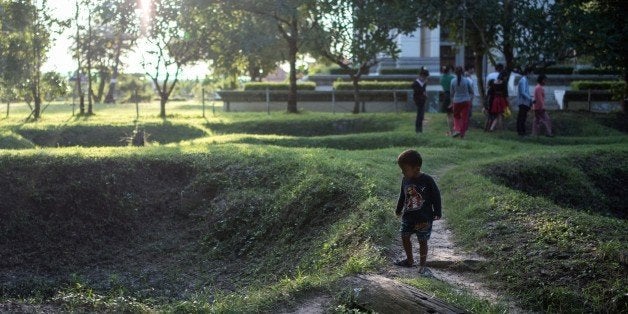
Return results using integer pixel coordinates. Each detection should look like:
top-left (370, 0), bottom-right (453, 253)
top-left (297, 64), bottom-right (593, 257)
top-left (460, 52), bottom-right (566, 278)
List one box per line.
top-left (394, 149), bottom-right (442, 274)
top-left (488, 71), bottom-right (510, 131)
top-left (411, 68), bottom-right (430, 133)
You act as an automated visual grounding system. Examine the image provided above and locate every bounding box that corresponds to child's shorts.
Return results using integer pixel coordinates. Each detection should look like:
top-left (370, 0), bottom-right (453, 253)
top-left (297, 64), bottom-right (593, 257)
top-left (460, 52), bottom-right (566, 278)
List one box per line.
top-left (400, 220), bottom-right (433, 241)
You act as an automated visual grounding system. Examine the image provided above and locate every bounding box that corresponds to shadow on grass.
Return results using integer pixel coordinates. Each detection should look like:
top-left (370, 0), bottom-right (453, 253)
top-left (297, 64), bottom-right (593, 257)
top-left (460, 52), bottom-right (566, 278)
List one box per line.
top-left (479, 150), bottom-right (628, 218)
top-left (14, 123), bottom-right (207, 147)
top-left (206, 117), bottom-right (397, 137)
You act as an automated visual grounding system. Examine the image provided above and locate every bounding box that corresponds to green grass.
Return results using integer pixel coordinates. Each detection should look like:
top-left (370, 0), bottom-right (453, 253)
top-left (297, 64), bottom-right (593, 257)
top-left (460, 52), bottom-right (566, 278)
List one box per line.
top-left (0, 102), bottom-right (626, 312)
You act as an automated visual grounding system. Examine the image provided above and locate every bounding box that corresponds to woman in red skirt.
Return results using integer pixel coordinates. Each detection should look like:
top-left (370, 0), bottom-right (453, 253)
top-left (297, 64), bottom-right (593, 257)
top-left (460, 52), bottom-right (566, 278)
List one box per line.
top-left (489, 72), bottom-right (509, 131)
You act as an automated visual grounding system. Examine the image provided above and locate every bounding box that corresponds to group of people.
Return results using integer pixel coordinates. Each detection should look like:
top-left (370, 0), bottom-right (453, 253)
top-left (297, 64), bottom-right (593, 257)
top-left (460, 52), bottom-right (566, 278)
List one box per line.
top-left (397, 64), bottom-right (555, 276)
top-left (411, 64), bottom-right (554, 137)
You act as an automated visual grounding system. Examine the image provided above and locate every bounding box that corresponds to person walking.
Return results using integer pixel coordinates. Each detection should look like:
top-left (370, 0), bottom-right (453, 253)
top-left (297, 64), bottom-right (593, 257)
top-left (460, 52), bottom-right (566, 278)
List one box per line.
top-left (394, 149), bottom-right (442, 275)
top-left (486, 63), bottom-right (504, 90)
top-left (488, 71), bottom-right (509, 131)
top-left (412, 68), bottom-right (430, 133)
top-left (516, 68), bottom-right (533, 136)
top-left (532, 74), bottom-right (554, 137)
top-left (464, 66), bottom-right (479, 117)
top-left (449, 66), bottom-right (474, 138)
top-left (440, 66), bottom-right (455, 133)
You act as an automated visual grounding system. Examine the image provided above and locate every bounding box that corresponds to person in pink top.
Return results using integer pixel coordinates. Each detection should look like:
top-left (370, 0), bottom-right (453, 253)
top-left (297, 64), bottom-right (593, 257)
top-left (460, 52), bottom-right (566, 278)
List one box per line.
top-left (532, 74), bottom-right (554, 137)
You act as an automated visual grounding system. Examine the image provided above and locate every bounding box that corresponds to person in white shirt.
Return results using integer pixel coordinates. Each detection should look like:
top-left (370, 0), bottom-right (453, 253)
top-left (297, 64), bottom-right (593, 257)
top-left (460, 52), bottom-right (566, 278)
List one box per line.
top-left (516, 68), bottom-right (533, 136)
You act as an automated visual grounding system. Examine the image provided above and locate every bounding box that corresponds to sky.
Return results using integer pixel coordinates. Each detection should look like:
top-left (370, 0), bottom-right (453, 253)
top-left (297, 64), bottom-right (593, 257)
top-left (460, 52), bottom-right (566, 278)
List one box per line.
top-left (42, 1), bottom-right (211, 80)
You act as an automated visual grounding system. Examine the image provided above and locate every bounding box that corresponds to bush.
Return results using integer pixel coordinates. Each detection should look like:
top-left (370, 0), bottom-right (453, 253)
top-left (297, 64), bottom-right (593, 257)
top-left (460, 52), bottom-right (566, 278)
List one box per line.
top-left (329, 68), bottom-right (368, 75)
top-left (575, 68), bottom-right (622, 75)
top-left (379, 68), bottom-right (421, 75)
top-left (333, 81), bottom-right (411, 90)
top-left (571, 81), bottom-right (626, 100)
top-left (533, 66), bottom-right (574, 75)
top-left (243, 82), bottom-right (316, 91)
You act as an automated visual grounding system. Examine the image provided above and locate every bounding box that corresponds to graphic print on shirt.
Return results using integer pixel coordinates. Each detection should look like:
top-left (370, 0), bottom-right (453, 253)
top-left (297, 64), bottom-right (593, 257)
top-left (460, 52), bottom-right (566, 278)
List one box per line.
top-left (404, 185), bottom-right (424, 211)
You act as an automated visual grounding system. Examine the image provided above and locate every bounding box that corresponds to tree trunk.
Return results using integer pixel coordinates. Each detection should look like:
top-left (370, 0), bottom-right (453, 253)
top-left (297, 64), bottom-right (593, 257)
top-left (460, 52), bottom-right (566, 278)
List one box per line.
top-left (352, 75), bottom-right (361, 114)
top-left (75, 0), bottom-right (85, 115)
top-left (160, 96), bottom-right (167, 118)
top-left (338, 275), bottom-right (466, 313)
top-left (475, 51), bottom-right (485, 98)
top-left (6, 101), bottom-right (10, 118)
top-left (94, 67), bottom-right (108, 103)
top-left (86, 10), bottom-right (94, 115)
top-left (286, 19), bottom-right (298, 113)
top-left (502, 0), bottom-right (515, 71)
top-left (32, 42), bottom-right (42, 120)
top-left (32, 78), bottom-right (41, 120)
top-left (104, 35), bottom-right (122, 104)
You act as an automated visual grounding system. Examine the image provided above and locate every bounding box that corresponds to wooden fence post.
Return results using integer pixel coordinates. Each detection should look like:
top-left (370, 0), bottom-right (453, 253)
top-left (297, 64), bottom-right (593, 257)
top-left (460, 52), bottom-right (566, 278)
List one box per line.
top-left (332, 88), bottom-right (336, 114)
top-left (202, 88), bottom-right (206, 118)
top-left (266, 88), bottom-right (270, 115)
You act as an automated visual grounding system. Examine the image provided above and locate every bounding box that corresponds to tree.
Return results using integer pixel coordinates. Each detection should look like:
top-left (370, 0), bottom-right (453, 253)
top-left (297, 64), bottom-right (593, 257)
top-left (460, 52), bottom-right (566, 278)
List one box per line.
top-left (209, 0), bottom-right (317, 113)
top-left (97, 0), bottom-right (140, 104)
top-left (41, 71), bottom-right (68, 103)
top-left (22, 0), bottom-right (63, 120)
top-left (0, 1), bottom-right (32, 116)
top-left (142, 0), bottom-right (201, 118)
top-left (73, 0), bottom-right (86, 115)
top-left (412, 0), bottom-right (565, 97)
top-left (311, 0), bottom-right (422, 113)
top-left (558, 0), bottom-right (628, 82)
top-left (182, 4), bottom-right (285, 89)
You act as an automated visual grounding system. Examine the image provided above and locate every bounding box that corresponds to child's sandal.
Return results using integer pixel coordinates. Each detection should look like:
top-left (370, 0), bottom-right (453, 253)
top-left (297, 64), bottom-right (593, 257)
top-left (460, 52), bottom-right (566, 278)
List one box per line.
top-left (394, 259), bottom-right (413, 267)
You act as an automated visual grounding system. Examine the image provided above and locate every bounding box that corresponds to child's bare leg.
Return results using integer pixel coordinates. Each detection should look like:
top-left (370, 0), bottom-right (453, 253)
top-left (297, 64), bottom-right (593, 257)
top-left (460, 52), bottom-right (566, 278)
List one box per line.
top-left (402, 235), bottom-right (414, 265)
top-left (418, 239), bottom-right (428, 269)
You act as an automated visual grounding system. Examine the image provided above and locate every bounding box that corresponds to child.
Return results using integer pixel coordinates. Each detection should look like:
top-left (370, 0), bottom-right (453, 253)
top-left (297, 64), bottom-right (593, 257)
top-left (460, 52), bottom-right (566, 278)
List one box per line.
top-left (532, 74), bottom-right (554, 137)
top-left (394, 149), bottom-right (442, 274)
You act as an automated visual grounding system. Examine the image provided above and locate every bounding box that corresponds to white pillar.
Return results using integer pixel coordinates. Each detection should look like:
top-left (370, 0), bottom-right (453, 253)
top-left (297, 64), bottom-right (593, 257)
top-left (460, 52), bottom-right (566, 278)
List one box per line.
top-left (398, 28), bottom-right (421, 58)
top-left (430, 26), bottom-right (440, 58)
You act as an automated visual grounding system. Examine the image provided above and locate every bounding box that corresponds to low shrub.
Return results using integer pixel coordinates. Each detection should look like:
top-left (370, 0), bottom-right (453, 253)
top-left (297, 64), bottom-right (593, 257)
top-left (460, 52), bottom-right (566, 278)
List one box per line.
top-left (243, 82), bottom-right (316, 91)
top-left (333, 81), bottom-right (411, 90)
top-left (570, 80), bottom-right (626, 100)
top-left (575, 68), bottom-right (622, 75)
top-left (533, 66), bottom-right (574, 75)
top-left (379, 69), bottom-right (421, 75)
top-left (329, 68), bottom-right (368, 75)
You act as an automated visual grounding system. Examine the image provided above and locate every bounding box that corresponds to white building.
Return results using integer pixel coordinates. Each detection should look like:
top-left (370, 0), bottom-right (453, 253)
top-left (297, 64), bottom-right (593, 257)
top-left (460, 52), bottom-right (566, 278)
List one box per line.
top-left (377, 25), bottom-right (476, 74)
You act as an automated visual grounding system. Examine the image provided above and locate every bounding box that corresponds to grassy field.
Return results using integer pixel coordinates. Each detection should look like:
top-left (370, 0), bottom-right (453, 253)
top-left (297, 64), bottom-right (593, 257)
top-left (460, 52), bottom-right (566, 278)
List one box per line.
top-left (0, 101), bottom-right (626, 312)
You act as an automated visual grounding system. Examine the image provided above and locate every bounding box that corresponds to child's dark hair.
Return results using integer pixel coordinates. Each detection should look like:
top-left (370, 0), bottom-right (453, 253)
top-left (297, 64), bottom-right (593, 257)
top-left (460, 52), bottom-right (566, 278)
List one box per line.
top-left (537, 74), bottom-right (547, 84)
top-left (455, 66), bottom-right (463, 86)
top-left (397, 149), bottom-right (423, 168)
top-left (419, 67), bottom-right (430, 77)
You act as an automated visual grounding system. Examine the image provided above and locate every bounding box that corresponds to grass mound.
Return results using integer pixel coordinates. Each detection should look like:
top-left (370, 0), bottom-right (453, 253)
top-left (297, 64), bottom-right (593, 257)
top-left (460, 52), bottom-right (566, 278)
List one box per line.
top-left (231, 132), bottom-right (477, 150)
top-left (0, 131), bottom-right (36, 149)
top-left (0, 147), bottom-right (378, 310)
top-left (206, 116), bottom-right (397, 136)
top-left (442, 147), bottom-right (628, 312)
top-left (481, 150), bottom-right (628, 218)
top-left (14, 122), bottom-right (206, 147)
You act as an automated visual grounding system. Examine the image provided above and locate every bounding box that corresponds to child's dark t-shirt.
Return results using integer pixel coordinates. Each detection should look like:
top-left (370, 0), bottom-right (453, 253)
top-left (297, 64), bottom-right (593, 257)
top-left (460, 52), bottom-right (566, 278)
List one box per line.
top-left (396, 173), bottom-right (442, 222)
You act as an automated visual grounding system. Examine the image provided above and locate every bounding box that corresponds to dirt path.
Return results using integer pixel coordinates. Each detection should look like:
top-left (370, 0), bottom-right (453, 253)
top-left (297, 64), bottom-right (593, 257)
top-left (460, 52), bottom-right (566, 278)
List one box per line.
top-left (281, 165), bottom-right (527, 313)
top-left (381, 218), bottom-right (525, 312)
